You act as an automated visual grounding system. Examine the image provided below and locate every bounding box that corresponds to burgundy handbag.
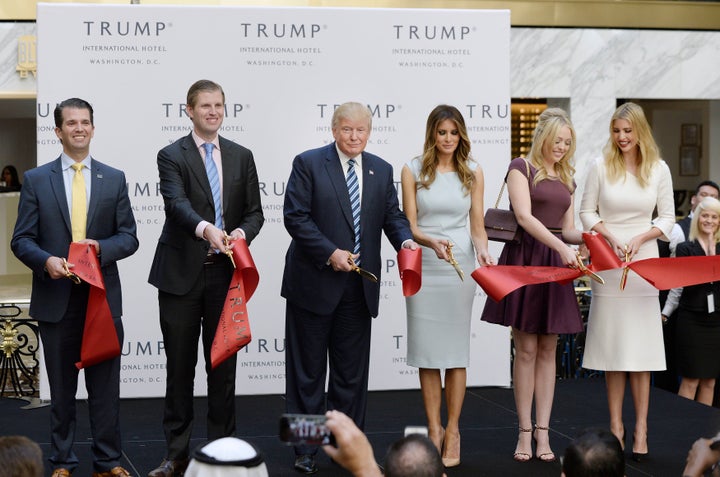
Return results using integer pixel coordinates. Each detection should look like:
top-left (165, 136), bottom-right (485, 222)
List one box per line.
top-left (484, 159), bottom-right (529, 244)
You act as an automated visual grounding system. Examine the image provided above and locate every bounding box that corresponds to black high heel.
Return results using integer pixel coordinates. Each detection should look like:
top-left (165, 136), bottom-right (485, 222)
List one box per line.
top-left (631, 431), bottom-right (649, 462)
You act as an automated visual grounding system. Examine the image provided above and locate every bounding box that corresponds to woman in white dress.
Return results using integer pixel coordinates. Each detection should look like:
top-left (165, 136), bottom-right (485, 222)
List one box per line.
top-left (401, 105), bottom-right (493, 467)
top-left (580, 102), bottom-right (675, 462)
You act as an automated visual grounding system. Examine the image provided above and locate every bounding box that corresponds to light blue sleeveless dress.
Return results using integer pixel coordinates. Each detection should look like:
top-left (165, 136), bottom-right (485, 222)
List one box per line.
top-left (405, 158), bottom-right (477, 369)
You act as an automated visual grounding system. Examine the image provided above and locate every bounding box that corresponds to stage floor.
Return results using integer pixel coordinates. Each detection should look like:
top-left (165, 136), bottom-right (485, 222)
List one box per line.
top-left (3, 378), bottom-right (720, 476)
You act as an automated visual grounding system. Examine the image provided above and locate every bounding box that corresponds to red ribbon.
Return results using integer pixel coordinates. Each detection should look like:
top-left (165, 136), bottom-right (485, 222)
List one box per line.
top-left (210, 239), bottom-right (259, 369)
top-left (471, 265), bottom-right (579, 302)
top-left (472, 231), bottom-right (720, 301)
top-left (398, 248), bottom-right (422, 297)
top-left (68, 242), bottom-right (120, 370)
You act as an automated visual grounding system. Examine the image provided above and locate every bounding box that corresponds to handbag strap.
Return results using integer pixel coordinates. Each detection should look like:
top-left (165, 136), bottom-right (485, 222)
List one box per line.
top-left (494, 159), bottom-right (530, 208)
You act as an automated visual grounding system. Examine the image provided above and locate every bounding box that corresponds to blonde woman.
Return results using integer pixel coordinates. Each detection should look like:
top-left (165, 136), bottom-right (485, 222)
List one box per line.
top-left (481, 108), bottom-right (584, 462)
top-left (662, 197), bottom-right (720, 406)
top-left (580, 102), bottom-right (675, 462)
top-left (401, 105), bottom-right (493, 467)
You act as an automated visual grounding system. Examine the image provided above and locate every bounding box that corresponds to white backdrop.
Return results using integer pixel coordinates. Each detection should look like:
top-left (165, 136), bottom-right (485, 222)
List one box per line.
top-left (36, 3), bottom-right (511, 398)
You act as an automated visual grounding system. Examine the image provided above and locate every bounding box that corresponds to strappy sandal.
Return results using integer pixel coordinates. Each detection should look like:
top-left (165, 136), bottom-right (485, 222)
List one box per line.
top-left (533, 425), bottom-right (557, 462)
top-left (513, 427), bottom-right (532, 462)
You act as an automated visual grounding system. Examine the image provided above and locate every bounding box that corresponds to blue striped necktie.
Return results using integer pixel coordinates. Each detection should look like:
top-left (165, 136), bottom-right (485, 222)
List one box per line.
top-left (203, 142), bottom-right (223, 229)
top-left (346, 158), bottom-right (361, 265)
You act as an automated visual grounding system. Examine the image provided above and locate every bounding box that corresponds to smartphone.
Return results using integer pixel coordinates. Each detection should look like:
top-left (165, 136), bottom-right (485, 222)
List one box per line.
top-left (279, 414), bottom-right (334, 446)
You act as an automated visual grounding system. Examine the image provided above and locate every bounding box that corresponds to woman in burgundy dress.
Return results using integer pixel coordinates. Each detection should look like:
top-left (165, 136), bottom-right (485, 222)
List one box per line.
top-left (481, 108), bottom-right (584, 462)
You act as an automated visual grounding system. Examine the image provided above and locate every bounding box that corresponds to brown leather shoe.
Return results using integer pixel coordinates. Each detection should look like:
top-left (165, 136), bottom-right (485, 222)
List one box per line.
top-left (51, 469), bottom-right (72, 477)
top-left (92, 466), bottom-right (132, 477)
top-left (147, 459), bottom-right (189, 477)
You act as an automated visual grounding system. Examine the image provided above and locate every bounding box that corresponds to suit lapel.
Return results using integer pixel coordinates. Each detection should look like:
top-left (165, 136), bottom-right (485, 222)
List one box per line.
top-left (325, 144), bottom-right (354, 230)
top-left (182, 134), bottom-right (215, 210)
top-left (219, 136), bottom-right (235, 217)
top-left (50, 157), bottom-right (72, 236)
top-left (86, 158), bottom-right (103, 233)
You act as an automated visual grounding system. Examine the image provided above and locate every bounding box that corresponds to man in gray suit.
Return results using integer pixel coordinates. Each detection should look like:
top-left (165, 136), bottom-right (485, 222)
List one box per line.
top-left (147, 80), bottom-right (264, 477)
top-left (12, 98), bottom-right (138, 477)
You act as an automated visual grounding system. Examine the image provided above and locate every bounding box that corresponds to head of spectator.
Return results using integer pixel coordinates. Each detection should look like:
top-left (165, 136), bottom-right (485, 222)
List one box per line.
top-left (384, 433), bottom-right (445, 477)
top-left (689, 180), bottom-right (720, 213)
top-left (0, 435), bottom-right (43, 477)
top-left (2, 165), bottom-right (21, 190)
top-left (561, 428), bottom-right (624, 477)
top-left (688, 196), bottom-right (720, 243)
top-left (184, 437), bottom-right (268, 477)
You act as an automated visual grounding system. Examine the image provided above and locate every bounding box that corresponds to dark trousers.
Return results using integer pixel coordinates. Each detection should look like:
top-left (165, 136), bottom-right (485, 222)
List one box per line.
top-left (158, 258), bottom-right (236, 460)
top-left (285, 272), bottom-right (372, 456)
top-left (39, 284), bottom-right (124, 473)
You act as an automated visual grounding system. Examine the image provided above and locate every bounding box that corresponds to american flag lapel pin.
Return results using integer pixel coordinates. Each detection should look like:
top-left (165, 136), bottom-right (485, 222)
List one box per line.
top-left (369, 169), bottom-right (374, 175)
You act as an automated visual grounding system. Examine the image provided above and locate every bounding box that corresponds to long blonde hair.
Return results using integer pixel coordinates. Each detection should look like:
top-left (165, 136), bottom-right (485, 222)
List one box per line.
top-left (416, 105), bottom-right (474, 194)
top-left (602, 102), bottom-right (660, 188)
top-left (525, 108), bottom-right (576, 192)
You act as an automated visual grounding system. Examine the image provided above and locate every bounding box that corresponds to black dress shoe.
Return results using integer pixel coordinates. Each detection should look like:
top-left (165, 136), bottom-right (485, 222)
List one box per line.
top-left (294, 455), bottom-right (318, 474)
top-left (631, 451), bottom-right (648, 463)
top-left (147, 459), bottom-right (189, 477)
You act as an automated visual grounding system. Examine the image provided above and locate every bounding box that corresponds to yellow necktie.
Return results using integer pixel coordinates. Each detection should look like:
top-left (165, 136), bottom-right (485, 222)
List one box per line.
top-left (71, 163), bottom-right (87, 241)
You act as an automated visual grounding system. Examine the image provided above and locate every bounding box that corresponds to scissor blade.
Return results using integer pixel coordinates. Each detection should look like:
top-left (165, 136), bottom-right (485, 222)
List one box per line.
top-left (355, 267), bottom-right (378, 283)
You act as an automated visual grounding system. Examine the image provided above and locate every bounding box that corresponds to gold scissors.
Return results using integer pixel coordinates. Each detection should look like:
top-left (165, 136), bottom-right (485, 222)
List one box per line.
top-left (575, 252), bottom-right (604, 285)
top-left (620, 246), bottom-right (630, 290)
top-left (347, 253), bottom-right (378, 283)
top-left (223, 233), bottom-right (236, 269)
top-left (446, 242), bottom-right (464, 281)
top-left (62, 258), bottom-right (82, 284)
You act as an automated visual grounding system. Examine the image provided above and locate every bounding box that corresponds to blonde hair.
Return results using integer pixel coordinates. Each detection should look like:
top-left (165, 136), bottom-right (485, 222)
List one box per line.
top-left (602, 102), bottom-right (661, 188)
top-left (416, 105), bottom-right (474, 194)
top-left (525, 107), bottom-right (576, 192)
top-left (689, 197), bottom-right (720, 243)
top-left (331, 102), bottom-right (372, 130)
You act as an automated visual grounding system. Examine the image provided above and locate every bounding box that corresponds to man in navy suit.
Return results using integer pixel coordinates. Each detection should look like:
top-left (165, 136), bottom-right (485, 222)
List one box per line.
top-left (12, 98), bottom-right (138, 477)
top-left (282, 102), bottom-right (417, 474)
top-left (147, 80), bottom-right (264, 477)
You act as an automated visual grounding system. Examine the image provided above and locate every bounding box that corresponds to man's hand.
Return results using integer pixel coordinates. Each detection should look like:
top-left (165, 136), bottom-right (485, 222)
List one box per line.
top-left (322, 410), bottom-right (382, 477)
top-left (203, 224), bottom-right (229, 252)
top-left (329, 249), bottom-right (355, 272)
top-left (45, 256), bottom-right (70, 279)
top-left (76, 238), bottom-right (101, 255)
top-left (402, 240), bottom-right (419, 250)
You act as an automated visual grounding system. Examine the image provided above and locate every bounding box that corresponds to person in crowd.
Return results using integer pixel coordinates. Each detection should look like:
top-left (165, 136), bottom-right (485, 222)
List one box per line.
top-left (655, 180), bottom-right (720, 394)
top-left (1, 165), bottom-right (22, 191)
top-left (683, 432), bottom-right (720, 477)
top-left (400, 104), bottom-right (493, 467)
top-left (11, 97), bottom-right (138, 477)
top-left (282, 102), bottom-right (417, 474)
top-left (561, 428), bottom-right (624, 477)
top-left (322, 410), bottom-right (445, 477)
top-left (481, 108), bottom-right (584, 463)
top-left (580, 102), bottom-right (675, 462)
top-left (147, 80), bottom-right (264, 477)
top-left (661, 197), bottom-right (720, 405)
top-left (0, 435), bottom-right (44, 477)
top-left (184, 437), bottom-right (269, 477)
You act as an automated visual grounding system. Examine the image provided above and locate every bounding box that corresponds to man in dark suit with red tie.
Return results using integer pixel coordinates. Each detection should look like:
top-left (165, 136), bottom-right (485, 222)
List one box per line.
top-left (12, 98), bottom-right (138, 477)
top-left (147, 80), bottom-right (264, 477)
top-left (282, 102), bottom-right (417, 474)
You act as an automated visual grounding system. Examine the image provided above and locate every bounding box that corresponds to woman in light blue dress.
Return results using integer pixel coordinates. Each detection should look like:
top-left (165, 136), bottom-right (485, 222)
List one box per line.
top-left (401, 105), bottom-right (493, 467)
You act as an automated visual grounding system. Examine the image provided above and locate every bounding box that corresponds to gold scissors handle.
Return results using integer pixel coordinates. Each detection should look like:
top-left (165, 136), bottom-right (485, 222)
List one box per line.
top-left (62, 258), bottom-right (82, 284)
top-left (223, 233), bottom-right (236, 269)
top-left (347, 253), bottom-right (378, 282)
top-left (576, 252), bottom-right (604, 285)
top-left (446, 242), bottom-right (464, 281)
